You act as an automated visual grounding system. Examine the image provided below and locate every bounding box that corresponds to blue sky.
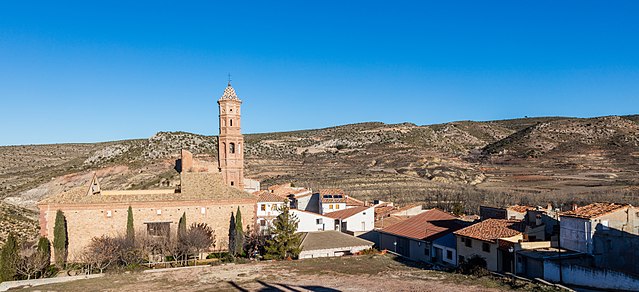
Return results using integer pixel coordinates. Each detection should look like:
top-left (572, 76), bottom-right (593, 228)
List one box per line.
top-left (1, 1), bottom-right (638, 145)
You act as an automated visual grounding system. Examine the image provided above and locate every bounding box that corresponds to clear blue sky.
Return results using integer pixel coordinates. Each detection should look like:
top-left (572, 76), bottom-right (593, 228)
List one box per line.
top-left (1, 1), bottom-right (638, 145)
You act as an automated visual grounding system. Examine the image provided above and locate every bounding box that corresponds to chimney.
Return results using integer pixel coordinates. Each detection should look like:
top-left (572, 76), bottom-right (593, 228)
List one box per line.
top-left (571, 203), bottom-right (578, 211)
top-left (547, 203), bottom-right (553, 211)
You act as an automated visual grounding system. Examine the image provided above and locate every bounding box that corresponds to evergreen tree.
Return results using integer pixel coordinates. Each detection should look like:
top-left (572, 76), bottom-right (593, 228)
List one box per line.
top-left (126, 206), bottom-right (135, 244)
top-left (0, 233), bottom-right (18, 282)
top-left (228, 212), bottom-right (236, 255)
top-left (52, 210), bottom-right (67, 268)
top-left (36, 237), bottom-right (51, 269)
top-left (178, 212), bottom-right (187, 243)
top-left (235, 207), bottom-right (244, 257)
top-left (264, 205), bottom-right (302, 260)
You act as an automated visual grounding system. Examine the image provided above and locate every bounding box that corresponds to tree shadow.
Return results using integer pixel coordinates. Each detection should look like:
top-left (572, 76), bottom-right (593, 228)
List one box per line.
top-left (227, 280), bottom-right (340, 292)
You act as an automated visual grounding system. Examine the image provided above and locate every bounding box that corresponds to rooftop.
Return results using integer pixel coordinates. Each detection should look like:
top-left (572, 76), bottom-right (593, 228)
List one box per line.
top-left (219, 82), bottom-right (241, 101)
top-left (454, 219), bottom-right (525, 243)
top-left (324, 206), bottom-right (371, 220)
top-left (508, 205), bottom-right (536, 213)
top-left (299, 230), bottom-right (373, 251)
top-left (256, 191), bottom-right (287, 203)
top-left (380, 209), bottom-right (463, 241)
top-left (40, 172), bottom-right (255, 205)
top-left (560, 202), bottom-right (629, 219)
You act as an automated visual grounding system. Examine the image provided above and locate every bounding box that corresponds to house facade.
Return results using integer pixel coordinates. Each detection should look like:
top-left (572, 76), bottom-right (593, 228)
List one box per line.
top-left (290, 209), bottom-right (336, 232)
top-left (379, 209), bottom-right (465, 266)
top-left (454, 219), bottom-right (525, 272)
top-left (324, 206), bottom-right (375, 234)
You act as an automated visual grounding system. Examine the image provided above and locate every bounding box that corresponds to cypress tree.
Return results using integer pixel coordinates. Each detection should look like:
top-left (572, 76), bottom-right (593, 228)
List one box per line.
top-left (0, 233), bottom-right (18, 282)
top-left (126, 206), bottom-right (135, 244)
top-left (36, 237), bottom-right (51, 278)
top-left (228, 212), bottom-right (236, 255)
top-left (52, 210), bottom-right (67, 268)
top-left (235, 207), bottom-right (244, 257)
top-left (264, 205), bottom-right (302, 260)
top-left (178, 212), bottom-right (187, 242)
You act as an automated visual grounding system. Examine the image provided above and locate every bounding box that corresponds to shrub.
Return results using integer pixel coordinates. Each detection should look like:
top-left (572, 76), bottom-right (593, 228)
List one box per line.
top-left (458, 255), bottom-right (490, 277)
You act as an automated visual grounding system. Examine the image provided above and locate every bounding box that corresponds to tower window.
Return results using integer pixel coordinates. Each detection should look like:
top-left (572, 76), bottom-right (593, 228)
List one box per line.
top-left (229, 143), bottom-right (235, 154)
top-left (231, 181), bottom-right (235, 186)
top-left (230, 119), bottom-right (233, 126)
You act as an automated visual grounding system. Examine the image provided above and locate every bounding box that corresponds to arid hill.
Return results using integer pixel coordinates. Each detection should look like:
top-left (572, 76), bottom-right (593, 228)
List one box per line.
top-left (1, 115), bottom-right (638, 243)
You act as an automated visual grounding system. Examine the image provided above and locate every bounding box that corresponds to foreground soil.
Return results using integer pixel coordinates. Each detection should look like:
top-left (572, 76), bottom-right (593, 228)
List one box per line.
top-left (24, 255), bottom-right (555, 292)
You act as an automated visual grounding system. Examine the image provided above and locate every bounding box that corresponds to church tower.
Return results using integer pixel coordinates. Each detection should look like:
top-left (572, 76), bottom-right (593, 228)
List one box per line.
top-left (217, 82), bottom-right (244, 190)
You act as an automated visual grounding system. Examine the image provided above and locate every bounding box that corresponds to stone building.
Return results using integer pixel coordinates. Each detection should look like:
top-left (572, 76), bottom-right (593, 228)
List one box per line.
top-left (38, 83), bottom-right (257, 261)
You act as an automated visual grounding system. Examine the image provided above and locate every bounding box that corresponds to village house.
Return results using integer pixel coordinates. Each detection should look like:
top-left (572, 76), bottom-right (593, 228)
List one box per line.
top-left (290, 209), bottom-right (336, 232)
top-left (318, 189), bottom-right (348, 214)
top-left (37, 83), bottom-right (258, 261)
top-left (324, 206), bottom-right (375, 235)
top-left (480, 205), bottom-right (534, 221)
top-left (298, 230), bottom-right (374, 259)
top-left (454, 219), bottom-right (525, 273)
top-left (255, 191), bottom-right (286, 234)
top-left (379, 209), bottom-right (465, 266)
top-left (559, 202), bottom-right (639, 274)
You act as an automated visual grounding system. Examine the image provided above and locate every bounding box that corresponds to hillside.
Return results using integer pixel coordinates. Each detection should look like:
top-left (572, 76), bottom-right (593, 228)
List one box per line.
top-left (1, 115), bottom-right (638, 243)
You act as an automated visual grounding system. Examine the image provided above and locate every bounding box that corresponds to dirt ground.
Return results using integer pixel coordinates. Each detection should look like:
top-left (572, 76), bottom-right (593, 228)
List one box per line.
top-left (22, 255), bottom-right (556, 292)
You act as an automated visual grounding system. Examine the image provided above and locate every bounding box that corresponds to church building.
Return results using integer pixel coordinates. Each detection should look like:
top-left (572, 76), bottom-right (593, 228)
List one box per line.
top-left (37, 82), bottom-right (257, 261)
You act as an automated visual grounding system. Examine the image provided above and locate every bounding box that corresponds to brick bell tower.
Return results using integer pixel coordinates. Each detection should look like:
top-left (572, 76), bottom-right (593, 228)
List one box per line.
top-left (217, 81), bottom-right (244, 190)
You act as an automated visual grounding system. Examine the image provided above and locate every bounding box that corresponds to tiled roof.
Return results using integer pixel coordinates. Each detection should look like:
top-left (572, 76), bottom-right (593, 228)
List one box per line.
top-left (319, 188), bottom-right (345, 196)
top-left (268, 183), bottom-right (311, 198)
top-left (219, 83), bottom-right (241, 101)
top-left (256, 191), bottom-right (287, 203)
top-left (319, 188), bottom-right (347, 203)
top-left (374, 215), bottom-right (408, 229)
top-left (381, 209), bottom-right (463, 241)
top-left (508, 205), bottom-right (535, 213)
top-left (375, 205), bottom-right (397, 218)
top-left (324, 206), bottom-right (371, 220)
top-left (560, 203), bottom-right (628, 219)
top-left (40, 172), bottom-right (255, 204)
top-left (300, 231), bottom-right (373, 251)
top-left (346, 196), bottom-right (365, 206)
top-left (454, 219), bottom-right (525, 243)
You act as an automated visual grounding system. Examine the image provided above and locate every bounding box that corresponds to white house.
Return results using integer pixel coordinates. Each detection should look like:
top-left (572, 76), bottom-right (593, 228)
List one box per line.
top-left (319, 188), bottom-right (347, 214)
top-left (255, 191), bottom-right (286, 234)
top-left (325, 206), bottom-right (375, 234)
top-left (290, 209), bottom-right (336, 232)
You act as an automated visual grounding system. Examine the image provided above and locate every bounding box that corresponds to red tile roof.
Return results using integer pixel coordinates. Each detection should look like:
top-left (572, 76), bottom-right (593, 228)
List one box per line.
top-left (256, 191), bottom-right (287, 203)
top-left (454, 219), bottom-right (524, 243)
top-left (346, 196), bottom-right (365, 206)
top-left (324, 206), bottom-right (371, 220)
top-left (508, 205), bottom-right (535, 213)
top-left (380, 209), bottom-right (463, 241)
top-left (374, 215), bottom-right (409, 229)
top-left (560, 203), bottom-right (628, 219)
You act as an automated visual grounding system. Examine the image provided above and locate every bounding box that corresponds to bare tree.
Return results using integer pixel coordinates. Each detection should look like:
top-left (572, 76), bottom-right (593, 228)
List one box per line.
top-left (84, 235), bottom-right (119, 273)
top-left (14, 242), bottom-right (49, 280)
top-left (183, 223), bottom-right (215, 260)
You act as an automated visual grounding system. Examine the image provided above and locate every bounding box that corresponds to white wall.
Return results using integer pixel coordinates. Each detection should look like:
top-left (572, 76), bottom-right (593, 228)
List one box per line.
top-left (291, 210), bottom-right (335, 232)
top-left (560, 217), bottom-right (592, 254)
top-left (257, 202), bottom-right (284, 218)
top-left (544, 262), bottom-right (639, 291)
top-left (320, 202), bottom-right (346, 214)
top-left (343, 207), bottom-right (375, 232)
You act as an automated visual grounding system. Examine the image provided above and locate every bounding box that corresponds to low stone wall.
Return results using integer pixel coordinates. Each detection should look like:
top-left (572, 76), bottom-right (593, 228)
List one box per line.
top-left (544, 262), bottom-right (639, 291)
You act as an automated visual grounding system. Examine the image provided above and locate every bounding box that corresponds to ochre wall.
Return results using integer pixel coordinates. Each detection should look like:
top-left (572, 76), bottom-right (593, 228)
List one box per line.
top-left (39, 199), bottom-right (256, 261)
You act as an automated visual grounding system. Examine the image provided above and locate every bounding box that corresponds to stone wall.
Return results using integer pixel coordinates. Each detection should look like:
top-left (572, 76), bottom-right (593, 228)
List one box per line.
top-left (39, 199), bottom-right (256, 261)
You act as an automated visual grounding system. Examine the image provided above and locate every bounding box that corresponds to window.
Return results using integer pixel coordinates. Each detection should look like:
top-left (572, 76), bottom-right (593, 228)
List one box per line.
top-left (335, 204), bottom-right (340, 210)
top-left (446, 250), bottom-right (453, 260)
top-left (229, 143), bottom-right (235, 154)
top-left (260, 219), bottom-right (266, 226)
top-left (230, 119), bottom-right (233, 126)
top-left (482, 242), bottom-right (490, 253)
top-left (329, 204), bottom-right (334, 209)
top-left (271, 204), bottom-right (278, 211)
top-left (424, 247), bottom-right (430, 256)
top-left (200, 207), bottom-right (206, 214)
top-left (465, 238), bottom-right (472, 248)
top-left (261, 204), bottom-right (266, 211)
top-left (316, 218), bottom-right (323, 224)
top-left (231, 181), bottom-right (234, 186)
top-left (146, 222), bottom-right (170, 237)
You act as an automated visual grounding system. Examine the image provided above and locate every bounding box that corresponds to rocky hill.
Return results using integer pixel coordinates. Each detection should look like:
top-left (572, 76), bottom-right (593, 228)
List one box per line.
top-left (1, 115), bottom-right (638, 243)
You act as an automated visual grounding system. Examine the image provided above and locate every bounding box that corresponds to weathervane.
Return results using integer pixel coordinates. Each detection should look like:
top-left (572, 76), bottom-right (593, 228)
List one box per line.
top-left (227, 73), bottom-right (232, 86)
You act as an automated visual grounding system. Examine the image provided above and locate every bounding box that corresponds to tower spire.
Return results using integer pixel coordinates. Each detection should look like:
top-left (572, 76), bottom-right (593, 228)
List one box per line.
top-left (227, 73), bottom-right (232, 86)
